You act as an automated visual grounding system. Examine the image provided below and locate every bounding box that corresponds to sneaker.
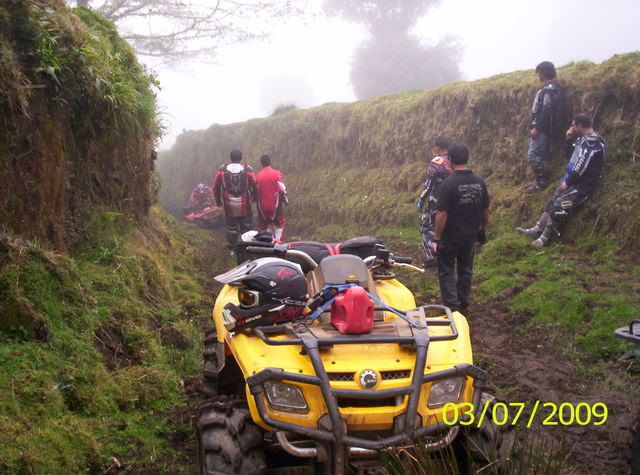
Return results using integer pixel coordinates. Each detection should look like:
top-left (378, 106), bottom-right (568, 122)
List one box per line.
top-left (525, 183), bottom-right (544, 193)
top-left (523, 181), bottom-right (537, 190)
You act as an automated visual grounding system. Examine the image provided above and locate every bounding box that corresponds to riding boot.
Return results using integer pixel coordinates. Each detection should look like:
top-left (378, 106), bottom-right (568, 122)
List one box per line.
top-left (516, 212), bottom-right (549, 238)
top-left (526, 163), bottom-right (547, 192)
top-left (531, 218), bottom-right (558, 248)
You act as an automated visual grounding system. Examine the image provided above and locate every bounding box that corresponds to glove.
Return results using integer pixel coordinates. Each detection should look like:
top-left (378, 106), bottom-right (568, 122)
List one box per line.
top-left (477, 230), bottom-right (487, 245)
top-left (416, 199), bottom-right (425, 212)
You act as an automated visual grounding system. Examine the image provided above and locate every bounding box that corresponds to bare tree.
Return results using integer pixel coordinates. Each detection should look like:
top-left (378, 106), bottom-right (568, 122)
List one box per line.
top-left (69, 0), bottom-right (307, 64)
top-left (324, 0), bottom-right (461, 99)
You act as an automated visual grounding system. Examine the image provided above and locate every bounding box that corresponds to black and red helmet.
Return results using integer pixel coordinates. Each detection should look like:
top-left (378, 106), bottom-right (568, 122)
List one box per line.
top-left (215, 258), bottom-right (308, 330)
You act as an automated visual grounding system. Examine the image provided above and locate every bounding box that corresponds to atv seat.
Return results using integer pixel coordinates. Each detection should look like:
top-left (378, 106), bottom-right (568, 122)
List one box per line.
top-left (308, 254), bottom-right (384, 321)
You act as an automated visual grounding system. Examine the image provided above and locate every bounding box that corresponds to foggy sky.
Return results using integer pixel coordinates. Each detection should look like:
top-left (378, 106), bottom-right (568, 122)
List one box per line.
top-left (156, 0), bottom-right (640, 149)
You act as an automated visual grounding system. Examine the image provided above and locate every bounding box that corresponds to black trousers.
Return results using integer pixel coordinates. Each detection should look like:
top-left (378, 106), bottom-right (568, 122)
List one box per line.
top-left (543, 186), bottom-right (591, 232)
top-left (225, 214), bottom-right (253, 247)
top-left (437, 241), bottom-right (475, 310)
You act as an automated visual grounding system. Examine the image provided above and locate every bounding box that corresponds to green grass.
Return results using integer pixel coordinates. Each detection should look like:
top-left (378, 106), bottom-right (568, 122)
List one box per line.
top-left (379, 429), bottom-right (566, 475)
top-left (0, 207), bottom-right (214, 473)
top-left (474, 231), bottom-right (640, 359)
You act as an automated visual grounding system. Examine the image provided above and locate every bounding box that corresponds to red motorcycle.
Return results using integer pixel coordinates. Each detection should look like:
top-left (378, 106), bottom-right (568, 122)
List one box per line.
top-left (183, 204), bottom-right (224, 229)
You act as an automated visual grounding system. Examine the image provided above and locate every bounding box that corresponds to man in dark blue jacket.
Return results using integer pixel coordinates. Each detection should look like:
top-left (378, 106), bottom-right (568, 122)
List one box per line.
top-left (517, 113), bottom-right (605, 247)
top-left (525, 61), bottom-right (562, 192)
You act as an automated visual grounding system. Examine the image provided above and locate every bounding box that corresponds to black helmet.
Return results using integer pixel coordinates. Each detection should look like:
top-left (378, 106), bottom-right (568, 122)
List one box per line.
top-left (215, 258), bottom-right (308, 331)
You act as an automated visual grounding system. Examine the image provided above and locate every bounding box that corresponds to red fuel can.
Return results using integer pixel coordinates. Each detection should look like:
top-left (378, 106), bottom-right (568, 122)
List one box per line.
top-left (331, 286), bottom-right (374, 334)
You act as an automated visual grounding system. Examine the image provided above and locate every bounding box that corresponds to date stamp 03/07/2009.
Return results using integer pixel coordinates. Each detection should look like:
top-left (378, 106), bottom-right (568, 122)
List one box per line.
top-left (441, 401), bottom-right (609, 428)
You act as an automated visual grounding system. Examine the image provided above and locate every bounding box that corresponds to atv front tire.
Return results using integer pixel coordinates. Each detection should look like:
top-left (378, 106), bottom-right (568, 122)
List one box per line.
top-left (197, 398), bottom-right (266, 475)
top-left (461, 393), bottom-right (515, 470)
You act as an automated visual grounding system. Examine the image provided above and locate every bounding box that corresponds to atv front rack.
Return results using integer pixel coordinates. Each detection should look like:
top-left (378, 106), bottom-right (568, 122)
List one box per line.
top-left (253, 304), bottom-right (459, 349)
top-left (246, 305), bottom-right (488, 452)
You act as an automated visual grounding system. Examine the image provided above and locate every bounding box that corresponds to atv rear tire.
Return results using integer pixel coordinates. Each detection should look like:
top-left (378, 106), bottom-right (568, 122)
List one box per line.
top-left (197, 398), bottom-right (266, 475)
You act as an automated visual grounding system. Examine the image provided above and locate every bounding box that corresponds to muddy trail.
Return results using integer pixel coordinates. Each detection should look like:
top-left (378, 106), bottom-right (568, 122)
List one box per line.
top-left (470, 301), bottom-right (635, 474)
top-left (163, 229), bottom-right (637, 475)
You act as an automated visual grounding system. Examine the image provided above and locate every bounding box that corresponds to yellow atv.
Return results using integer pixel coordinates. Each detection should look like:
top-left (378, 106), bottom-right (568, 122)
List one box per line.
top-left (198, 242), bottom-right (510, 474)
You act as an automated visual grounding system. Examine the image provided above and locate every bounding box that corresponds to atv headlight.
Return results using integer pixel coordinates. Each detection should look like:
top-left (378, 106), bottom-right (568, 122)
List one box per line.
top-left (428, 377), bottom-right (465, 408)
top-left (264, 381), bottom-right (309, 414)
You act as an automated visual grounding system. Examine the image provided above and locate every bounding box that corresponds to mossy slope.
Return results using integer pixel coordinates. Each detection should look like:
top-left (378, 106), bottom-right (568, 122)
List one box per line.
top-left (0, 0), bottom-right (159, 250)
top-left (0, 207), bottom-right (218, 473)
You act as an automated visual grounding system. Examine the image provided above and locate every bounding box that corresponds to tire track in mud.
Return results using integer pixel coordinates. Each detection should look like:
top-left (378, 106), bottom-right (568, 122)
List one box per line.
top-left (388, 237), bottom-right (638, 474)
top-left (469, 300), bottom-right (637, 474)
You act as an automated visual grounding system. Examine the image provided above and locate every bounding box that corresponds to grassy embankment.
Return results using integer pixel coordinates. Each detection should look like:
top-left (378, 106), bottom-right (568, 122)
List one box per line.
top-left (0, 208), bottom-right (221, 473)
top-left (0, 2), bottom-right (219, 472)
top-left (0, 0), bottom-right (159, 248)
top-left (158, 53), bottom-right (640, 363)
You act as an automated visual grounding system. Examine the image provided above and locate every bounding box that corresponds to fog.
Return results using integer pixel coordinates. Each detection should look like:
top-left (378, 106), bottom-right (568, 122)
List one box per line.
top-left (156, 0), bottom-right (640, 149)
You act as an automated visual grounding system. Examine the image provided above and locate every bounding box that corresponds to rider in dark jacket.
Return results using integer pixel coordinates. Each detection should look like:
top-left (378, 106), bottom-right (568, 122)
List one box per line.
top-left (417, 137), bottom-right (453, 266)
top-left (525, 61), bottom-right (562, 192)
top-left (518, 113), bottom-right (605, 247)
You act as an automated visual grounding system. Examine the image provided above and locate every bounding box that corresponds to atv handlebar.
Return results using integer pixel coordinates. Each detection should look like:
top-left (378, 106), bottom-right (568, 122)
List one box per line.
top-left (244, 246), bottom-right (421, 273)
top-left (245, 246), bottom-right (318, 270)
top-left (393, 256), bottom-right (412, 264)
top-left (245, 246), bottom-right (274, 256)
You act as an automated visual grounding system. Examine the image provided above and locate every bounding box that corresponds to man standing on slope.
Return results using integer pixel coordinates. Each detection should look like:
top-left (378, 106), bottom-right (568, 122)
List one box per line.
top-left (432, 144), bottom-right (490, 312)
top-left (212, 149), bottom-right (257, 249)
top-left (255, 154), bottom-right (288, 242)
top-left (417, 137), bottom-right (453, 267)
top-left (517, 113), bottom-right (605, 247)
top-left (525, 61), bottom-right (562, 192)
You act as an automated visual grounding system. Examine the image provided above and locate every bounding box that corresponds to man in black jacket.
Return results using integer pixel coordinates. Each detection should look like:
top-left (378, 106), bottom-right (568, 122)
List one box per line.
top-left (433, 145), bottom-right (490, 311)
top-left (417, 137), bottom-right (453, 267)
top-left (525, 61), bottom-right (562, 192)
top-left (517, 113), bottom-right (606, 247)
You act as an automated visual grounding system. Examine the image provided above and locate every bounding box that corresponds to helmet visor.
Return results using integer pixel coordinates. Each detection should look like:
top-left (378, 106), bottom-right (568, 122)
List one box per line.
top-left (214, 260), bottom-right (258, 284)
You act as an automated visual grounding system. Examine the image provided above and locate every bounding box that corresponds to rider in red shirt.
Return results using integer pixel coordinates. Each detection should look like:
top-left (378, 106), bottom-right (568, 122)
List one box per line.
top-left (255, 154), bottom-right (288, 241)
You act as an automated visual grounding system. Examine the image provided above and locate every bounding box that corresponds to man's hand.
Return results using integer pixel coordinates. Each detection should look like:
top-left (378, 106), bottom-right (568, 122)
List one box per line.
top-left (566, 126), bottom-right (576, 139)
top-left (429, 241), bottom-right (438, 256)
top-left (530, 128), bottom-right (539, 138)
top-left (559, 182), bottom-right (568, 191)
top-left (477, 230), bottom-right (487, 246)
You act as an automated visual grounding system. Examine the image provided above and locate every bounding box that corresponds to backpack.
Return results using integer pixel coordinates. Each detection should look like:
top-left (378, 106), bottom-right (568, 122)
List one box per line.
top-left (223, 163), bottom-right (249, 197)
